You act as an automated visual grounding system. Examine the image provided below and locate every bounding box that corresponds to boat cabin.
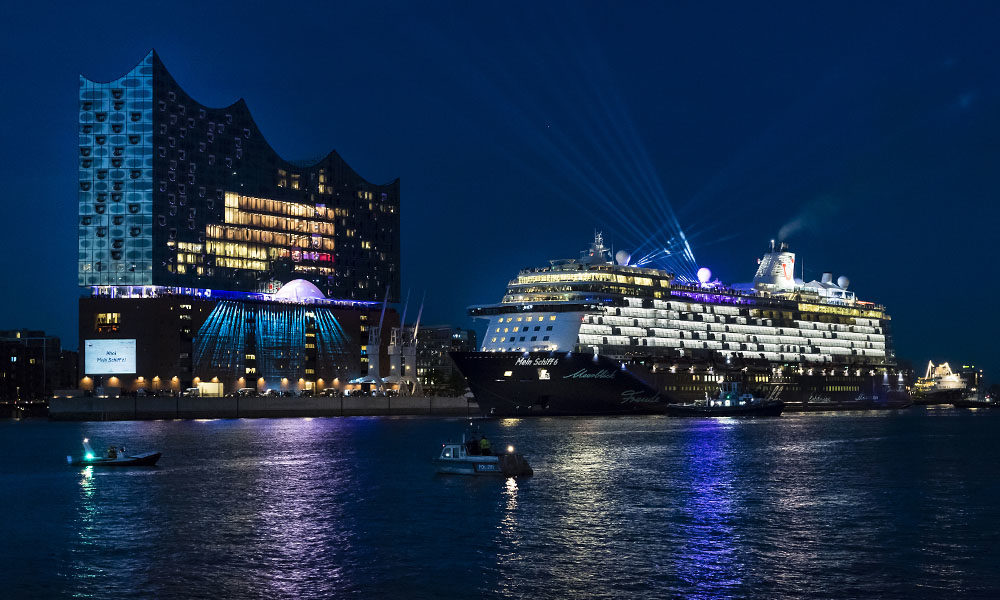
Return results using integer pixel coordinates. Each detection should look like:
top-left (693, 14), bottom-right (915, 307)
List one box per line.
top-left (708, 382), bottom-right (758, 407)
top-left (439, 444), bottom-right (468, 460)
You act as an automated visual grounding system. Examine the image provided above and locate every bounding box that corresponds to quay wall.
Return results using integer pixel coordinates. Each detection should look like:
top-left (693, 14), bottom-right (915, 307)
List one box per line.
top-left (48, 396), bottom-right (479, 421)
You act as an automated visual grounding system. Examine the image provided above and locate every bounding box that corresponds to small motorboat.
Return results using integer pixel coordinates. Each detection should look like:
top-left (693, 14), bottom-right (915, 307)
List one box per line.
top-left (435, 429), bottom-right (532, 477)
top-left (952, 394), bottom-right (998, 409)
top-left (665, 381), bottom-right (784, 417)
top-left (66, 438), bottom-right (161, 467)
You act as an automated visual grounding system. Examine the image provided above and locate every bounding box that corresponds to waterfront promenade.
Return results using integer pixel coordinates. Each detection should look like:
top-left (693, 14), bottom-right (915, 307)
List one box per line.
top-left (49, 395), bottom-right (477, 420)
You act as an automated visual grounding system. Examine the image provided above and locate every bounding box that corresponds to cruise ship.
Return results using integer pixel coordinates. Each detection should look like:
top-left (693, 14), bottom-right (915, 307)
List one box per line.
top-left (451, 233), bottom-right (910, 416)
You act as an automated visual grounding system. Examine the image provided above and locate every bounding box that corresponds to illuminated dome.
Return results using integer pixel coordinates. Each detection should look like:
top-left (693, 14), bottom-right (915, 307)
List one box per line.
top-left (273, 279), bottom-right (326, 302)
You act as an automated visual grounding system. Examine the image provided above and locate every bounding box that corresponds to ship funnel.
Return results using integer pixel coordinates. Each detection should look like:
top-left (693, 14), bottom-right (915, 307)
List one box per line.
top-left (837, 275), bottom-right (850, 289)
top-left (821, 272), bottom-right (833, 284)
top-left (753, 240), bottom-right (796, 292)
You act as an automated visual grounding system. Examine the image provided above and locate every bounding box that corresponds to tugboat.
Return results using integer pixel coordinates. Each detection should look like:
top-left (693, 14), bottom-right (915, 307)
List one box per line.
top-left (435, 427), bottom-right (533, 477)
top-left (66, 438), bottom-right (161, 467)
top-left (665, 382), bottom-right (784, 417)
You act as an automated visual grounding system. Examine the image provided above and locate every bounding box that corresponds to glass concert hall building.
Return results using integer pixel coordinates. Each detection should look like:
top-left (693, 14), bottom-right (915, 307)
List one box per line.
top-left (78, 51), bottom-right (400, 394)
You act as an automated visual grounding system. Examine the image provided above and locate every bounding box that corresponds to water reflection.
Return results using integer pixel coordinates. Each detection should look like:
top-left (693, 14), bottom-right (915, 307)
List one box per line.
top-left (673, 419), bottom-right (744, 598)
top-left (254, 418), bottom-right (353, 597)
top-left (70, 465), bottom-right (99, 597)
top-left (7, 412), bottom-right (994, 599)
top-left (497, 478), bottom-right (520, 553)
top-left (492, 475), bottom-right (523, 597)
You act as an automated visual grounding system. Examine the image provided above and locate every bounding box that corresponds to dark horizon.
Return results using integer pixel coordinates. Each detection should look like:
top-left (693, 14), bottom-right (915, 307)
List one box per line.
top-left (1, 1), bottom-right (998, 380)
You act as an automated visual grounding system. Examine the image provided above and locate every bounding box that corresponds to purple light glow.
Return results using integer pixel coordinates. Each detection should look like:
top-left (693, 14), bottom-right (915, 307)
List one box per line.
top-left (670, 290), bottom-right (756, 305)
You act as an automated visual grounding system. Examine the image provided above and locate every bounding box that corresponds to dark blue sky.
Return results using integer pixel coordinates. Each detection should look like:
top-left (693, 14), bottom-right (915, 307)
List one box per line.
top-left (1, 2), bottom-right (998, 380)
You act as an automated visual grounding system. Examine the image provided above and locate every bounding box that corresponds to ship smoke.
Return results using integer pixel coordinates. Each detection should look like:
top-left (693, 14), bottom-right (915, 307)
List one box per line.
top-left (778, 196), bottom-right (840, 241)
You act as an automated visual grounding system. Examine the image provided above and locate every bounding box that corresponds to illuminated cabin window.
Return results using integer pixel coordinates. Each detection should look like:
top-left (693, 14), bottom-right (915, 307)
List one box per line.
top-left (95, 312), bottom-right (121, 333)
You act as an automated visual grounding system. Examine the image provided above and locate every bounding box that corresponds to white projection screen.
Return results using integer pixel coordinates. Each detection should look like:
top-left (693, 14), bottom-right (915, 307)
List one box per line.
top-left (84, 339), bottom-right (137, 375)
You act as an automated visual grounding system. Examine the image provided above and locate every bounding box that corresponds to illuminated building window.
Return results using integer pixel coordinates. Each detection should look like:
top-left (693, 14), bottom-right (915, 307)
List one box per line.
top-left (95, 312), bottom-right (121, 333)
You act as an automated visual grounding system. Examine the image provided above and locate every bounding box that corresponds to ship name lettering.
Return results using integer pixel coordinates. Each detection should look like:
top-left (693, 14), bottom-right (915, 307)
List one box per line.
top-left (620, 390), bottom-right (660, 404)
top-left (563, 368), bottom-right (615, 379)
top-left (515, 357), bottom-right (560, 367)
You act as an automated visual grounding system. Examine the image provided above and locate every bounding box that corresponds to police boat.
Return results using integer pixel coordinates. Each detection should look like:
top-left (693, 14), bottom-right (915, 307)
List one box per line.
top-left (66, 438), bottom-right (161, 467)
top-left (435, 433), bottom-right (532, 477)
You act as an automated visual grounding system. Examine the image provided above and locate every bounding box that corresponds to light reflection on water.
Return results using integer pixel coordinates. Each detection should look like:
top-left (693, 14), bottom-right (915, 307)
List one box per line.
top-left (0, 410), bottom-right (998, 599)
top-left (673, 419), bottom-right (743, 599)
top-left (72, 465), bottom-right (98, 597)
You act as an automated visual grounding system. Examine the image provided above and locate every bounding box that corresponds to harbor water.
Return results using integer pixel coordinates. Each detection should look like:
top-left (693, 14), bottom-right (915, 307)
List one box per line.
top-left (2, 409), bottom-right (998, 599)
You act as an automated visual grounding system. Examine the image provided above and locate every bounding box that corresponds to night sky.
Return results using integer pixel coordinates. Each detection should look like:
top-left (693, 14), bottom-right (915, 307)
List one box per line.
top-left (1, 2), bottom-right (997, 380)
